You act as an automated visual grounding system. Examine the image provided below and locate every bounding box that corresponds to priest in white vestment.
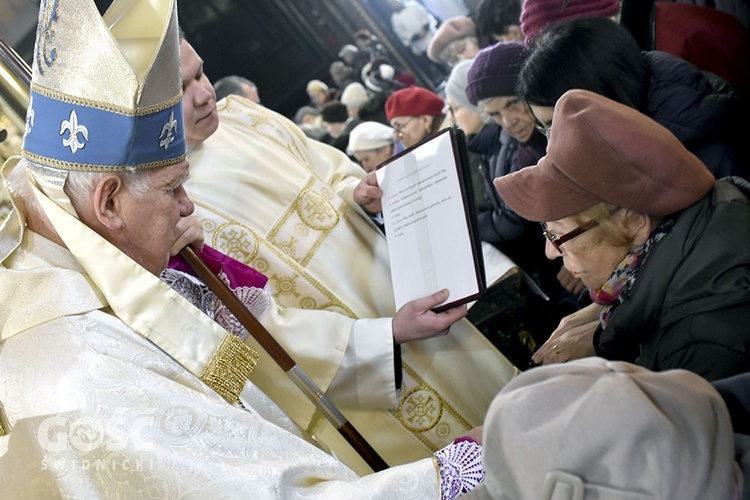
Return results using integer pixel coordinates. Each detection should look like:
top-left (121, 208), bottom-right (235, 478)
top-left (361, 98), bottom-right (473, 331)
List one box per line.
top-left (180, 38), bottom-right (519, 473)
top-left (0, 0), bottom-right (485, 497)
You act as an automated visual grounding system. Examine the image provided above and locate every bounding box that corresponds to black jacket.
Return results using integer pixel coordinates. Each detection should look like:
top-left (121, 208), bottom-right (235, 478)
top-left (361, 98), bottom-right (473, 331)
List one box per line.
top-left (646, 51), bottom-right (749, 179)
top-left (468, 122), bottom-right (528, 245)
top-left (468, 123), bottom-right (548, 246)
top-left (468, 123), bottom-right (563, 304)
top-left (596, 177), bottom-right (750, 381)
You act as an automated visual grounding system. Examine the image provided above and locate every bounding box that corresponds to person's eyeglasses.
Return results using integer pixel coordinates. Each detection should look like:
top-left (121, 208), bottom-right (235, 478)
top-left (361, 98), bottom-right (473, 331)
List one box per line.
top-left (444, 104), bottom-right (461, 117)
top-left (534, 120), bottom-right (551, 138)
top-left (391, 117), bottom-right (415, 136)
top-left (541, 219), bottom-right (599, 251)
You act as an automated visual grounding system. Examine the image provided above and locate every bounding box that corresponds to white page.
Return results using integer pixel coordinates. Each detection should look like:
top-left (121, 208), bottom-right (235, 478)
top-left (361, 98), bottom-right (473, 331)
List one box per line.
top-left (376, 131), bottom-right (480, 310)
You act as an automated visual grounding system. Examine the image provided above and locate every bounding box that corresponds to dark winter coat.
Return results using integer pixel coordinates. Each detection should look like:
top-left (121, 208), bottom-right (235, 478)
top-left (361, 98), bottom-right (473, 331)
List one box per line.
top-left (596, 177), bottom-right (750, 381)
top-left (646, 51), bottom-right (749, 179)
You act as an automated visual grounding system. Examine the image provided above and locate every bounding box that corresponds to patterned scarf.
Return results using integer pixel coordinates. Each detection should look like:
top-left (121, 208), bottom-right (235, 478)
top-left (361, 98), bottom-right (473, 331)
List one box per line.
top-left (590, 220), bottom-right (674, 328)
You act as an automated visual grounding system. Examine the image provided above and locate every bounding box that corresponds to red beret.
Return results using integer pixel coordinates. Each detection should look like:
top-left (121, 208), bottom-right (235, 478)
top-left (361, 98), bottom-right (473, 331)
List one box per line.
top-left (385, 87), bottom-right (445, 122)
top-left (494, 90), bottom-right (715, 221)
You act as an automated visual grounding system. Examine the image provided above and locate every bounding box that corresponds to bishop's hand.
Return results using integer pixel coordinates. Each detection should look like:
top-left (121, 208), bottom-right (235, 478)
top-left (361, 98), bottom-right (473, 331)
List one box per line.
top-left (172, 215), bottom-right (205, 256)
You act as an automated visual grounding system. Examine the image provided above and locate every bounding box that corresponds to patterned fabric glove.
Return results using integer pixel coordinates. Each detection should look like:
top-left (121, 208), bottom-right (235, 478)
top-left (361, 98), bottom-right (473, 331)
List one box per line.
top-left (434, 439), bottom-right (485, 499)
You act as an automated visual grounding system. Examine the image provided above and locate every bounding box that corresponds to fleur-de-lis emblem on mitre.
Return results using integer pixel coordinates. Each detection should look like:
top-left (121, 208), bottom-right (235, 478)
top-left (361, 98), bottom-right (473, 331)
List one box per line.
top-left (25, 96), bottom-right (35, 135)
top-left (60, 110), bottom-right (88, 154)
top-left (159, 110), bottom-right (178, 150)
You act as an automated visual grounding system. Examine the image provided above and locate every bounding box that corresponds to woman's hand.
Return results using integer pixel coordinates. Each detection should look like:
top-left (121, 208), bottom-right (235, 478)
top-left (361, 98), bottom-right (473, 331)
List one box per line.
top-left (532, 303), bottom-right (602, 365)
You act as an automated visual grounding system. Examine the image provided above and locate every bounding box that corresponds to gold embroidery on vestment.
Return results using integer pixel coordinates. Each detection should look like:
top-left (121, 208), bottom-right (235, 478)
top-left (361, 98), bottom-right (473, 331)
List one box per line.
top-left (201, 334), bottom-right (260, 404)
top-left (264, 177), bottom-right (347, 267)
top-left (196, 200), bottom-right (355, 319)
top-left (296, 189), bottom-right (339, 231)
top-left (214, 222), bottom-right (259, 263)
top-left (271, 273), bottom-right (301, 298)
top-left (399, 386), bottom-right (443, 432)
top-left (391, 364), bottom-right (473, 452)
top-left (218, 99), bottom-right (307, 165)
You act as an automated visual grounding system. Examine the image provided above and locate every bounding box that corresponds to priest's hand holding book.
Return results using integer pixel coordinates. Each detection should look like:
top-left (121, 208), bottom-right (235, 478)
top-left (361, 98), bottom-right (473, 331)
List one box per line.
top-left (354, 170), bottom-right (383, 215)
top-left (392, 288), bottom-right (468, 344)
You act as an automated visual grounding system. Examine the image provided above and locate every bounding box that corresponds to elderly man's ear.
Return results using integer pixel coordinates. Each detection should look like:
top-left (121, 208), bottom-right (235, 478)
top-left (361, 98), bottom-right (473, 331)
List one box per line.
top-left (91, 175), bottom-right (127, 231)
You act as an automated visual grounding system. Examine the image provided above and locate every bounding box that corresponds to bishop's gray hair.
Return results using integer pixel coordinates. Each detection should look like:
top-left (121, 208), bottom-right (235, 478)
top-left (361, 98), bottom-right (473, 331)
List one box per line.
top-left (6, 159), bottom-right (155, 218)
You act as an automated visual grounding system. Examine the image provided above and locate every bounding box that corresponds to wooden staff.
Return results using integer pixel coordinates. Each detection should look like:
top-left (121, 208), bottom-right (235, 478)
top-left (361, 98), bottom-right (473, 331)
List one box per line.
top-left (180, 246), bottom-right (389, 472)
top-left (0, 35), bottom-right (389, 472)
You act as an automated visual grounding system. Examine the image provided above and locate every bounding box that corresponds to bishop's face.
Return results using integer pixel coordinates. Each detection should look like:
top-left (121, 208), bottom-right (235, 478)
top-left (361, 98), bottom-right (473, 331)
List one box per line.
top-left (116, 160), bottom-right (194, 275)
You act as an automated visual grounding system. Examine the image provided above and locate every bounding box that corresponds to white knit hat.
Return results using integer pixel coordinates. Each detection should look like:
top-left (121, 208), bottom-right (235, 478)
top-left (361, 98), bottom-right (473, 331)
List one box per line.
top-left (306, 79), bottom-right (329, 94)
top-left (466, 358), bottom-right (740, 499)
top-left (346, 121), bottom-right (394, 155)
top-left (340, 82), bottom-right (370, 110)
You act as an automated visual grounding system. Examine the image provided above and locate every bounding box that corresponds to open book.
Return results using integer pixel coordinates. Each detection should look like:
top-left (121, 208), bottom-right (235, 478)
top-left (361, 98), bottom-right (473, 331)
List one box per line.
top-left (376, 128), bottom-right (485, 312)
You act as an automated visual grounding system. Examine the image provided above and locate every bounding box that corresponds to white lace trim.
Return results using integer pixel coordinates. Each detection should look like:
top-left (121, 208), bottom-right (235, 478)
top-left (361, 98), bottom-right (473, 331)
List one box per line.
top-left (160, 268), bottom-right (272, 340)
top-left (434, 440), bottom-right (485, 499)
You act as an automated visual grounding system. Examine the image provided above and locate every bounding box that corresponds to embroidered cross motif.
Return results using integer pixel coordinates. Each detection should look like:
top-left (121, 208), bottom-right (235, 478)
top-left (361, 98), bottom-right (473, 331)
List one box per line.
top-left (60, 109), bottom-right (88, 154)
top-left (159, 110), bottom-right (178, 150)
top-left (25, 96), bottom-right (35, 135)
top-left (400, 386), bottom-right (443, 432)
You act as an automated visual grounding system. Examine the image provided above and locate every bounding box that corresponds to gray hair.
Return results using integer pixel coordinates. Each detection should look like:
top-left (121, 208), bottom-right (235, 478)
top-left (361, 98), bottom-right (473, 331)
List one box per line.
top-left (65, 168), bottom-right (154, 203)
top-left (7, 159), bottom-right (155, 217)
top-left (213, 75), bottom-right (258, 101)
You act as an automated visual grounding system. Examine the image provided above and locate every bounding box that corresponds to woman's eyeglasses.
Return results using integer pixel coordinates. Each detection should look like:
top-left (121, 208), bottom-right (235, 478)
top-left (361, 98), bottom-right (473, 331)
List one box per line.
top-left (391, 117), bottom-right (415, 136)
top-left (541, 219), bottom-right (599, 251)
top-left (534, 120), bottom-right (551, 138)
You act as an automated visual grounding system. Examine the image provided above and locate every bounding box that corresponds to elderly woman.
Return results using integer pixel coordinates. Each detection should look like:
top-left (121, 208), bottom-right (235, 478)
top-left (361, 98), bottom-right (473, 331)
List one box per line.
top-left (347, 121), bottom-right (396, 172)
top-left (495, 89), bottom-right (750, 381)
top-left (385, 86), bottom-right (445, 149)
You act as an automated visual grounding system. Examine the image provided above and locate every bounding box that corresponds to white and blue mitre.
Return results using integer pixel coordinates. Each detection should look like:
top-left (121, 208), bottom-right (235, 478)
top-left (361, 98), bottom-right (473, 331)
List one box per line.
top-left (22, 0), bottom-right (185, 174)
